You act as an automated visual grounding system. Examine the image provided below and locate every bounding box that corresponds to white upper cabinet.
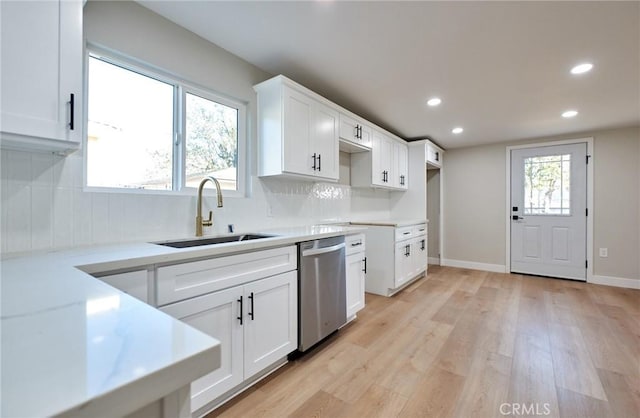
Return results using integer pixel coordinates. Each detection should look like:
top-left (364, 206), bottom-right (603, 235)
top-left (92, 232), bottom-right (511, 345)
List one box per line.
top-left (255, 76), bottom-right (339, 182)
top-left (352, 129), bottom-right (408, 191)
top-left (1, 0), bottom-right (83, 154)
top-left (394, 141), bottom-right (409, 190)
top-left (339, 113), bottom-right (372, 152)
top-left (426, 141), bottom-right (444, 169)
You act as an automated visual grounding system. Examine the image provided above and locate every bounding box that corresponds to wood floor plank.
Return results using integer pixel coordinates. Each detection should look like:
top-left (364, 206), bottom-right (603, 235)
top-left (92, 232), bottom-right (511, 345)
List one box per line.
top-left (287, 390), bottom-right (348, 418)
top-left (452, 349), bottom-right (512, 418)
top-left (338, 384), bottom-right (409, 418)
top-left (597, 368), bottom-right (640, 418)
top-left (556, 387), bottom-right (612, 418)
top-left (507, 333), bottom-right (560, 417)
top-left (548, 323), bottom-right (607, 400)
top-left (398, 366), bottom-right (466, 418)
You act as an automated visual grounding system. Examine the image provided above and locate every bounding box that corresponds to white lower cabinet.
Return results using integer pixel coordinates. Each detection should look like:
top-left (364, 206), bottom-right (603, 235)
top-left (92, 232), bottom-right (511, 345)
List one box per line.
top-left (160, 270), bottom-right (297, 414)
top-left (345, 234), bottom-right (366, 319)
top-left (361, 223), bottom-right (427, 296)
top-left (243, 272), bottom-right (297, 378)
top-left (161, 286), bottom-right (243, 412)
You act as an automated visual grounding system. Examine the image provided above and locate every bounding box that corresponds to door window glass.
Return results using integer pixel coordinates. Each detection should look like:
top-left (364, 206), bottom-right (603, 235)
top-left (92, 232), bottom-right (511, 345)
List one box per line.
top-left (524, 154), bottom-right (571, 215)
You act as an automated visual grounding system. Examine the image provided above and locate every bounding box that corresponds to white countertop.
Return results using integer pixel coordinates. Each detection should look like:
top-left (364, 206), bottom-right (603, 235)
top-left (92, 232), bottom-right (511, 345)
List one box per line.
top-left (1, 224), bottom-right (365, 417)
top-left (349, 219), bottom-right (427, 227)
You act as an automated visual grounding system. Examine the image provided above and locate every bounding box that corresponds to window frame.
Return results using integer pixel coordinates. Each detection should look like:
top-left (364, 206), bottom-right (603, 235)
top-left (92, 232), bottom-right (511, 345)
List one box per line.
top-left (83, 46), bottom-right (247, 198)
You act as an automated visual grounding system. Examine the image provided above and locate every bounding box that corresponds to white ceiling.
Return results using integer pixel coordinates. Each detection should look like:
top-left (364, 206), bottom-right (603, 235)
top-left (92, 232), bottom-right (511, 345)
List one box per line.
top-left (139, 1), bottom-right (639, 149)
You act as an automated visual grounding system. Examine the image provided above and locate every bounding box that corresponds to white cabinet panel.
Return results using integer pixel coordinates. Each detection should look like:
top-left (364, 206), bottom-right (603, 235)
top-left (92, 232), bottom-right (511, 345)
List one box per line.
top-left (282, 88), bottom-right (314, 177)
top-left (346, 253), bottom-right (366, 318)
top-left (243, 271), bottom-right (297, 378)
top-left (313, 102), bottom-right (339, 181)
top-left (1, 0), bottom-right (82, 153)
top-left (345, 233), bottom-right (366, 319)
top-left (160, 287), bottom-right (243, 412)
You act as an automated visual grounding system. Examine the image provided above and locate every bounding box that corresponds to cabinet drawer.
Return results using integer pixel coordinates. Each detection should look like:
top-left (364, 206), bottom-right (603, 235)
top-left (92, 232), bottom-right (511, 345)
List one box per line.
top-left (395, 226), bottom-right (414, 241)
top-left (413, 224), bottom-right (427, 237)
top-left (345, 233), bottom-right (366, 255)
top-left (156, 246), bottom-right (297, 306)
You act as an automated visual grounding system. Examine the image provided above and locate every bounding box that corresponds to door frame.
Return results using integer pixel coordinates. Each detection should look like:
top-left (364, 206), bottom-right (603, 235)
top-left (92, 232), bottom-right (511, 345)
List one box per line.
top-left (505, 137), bottom-right (594, 282)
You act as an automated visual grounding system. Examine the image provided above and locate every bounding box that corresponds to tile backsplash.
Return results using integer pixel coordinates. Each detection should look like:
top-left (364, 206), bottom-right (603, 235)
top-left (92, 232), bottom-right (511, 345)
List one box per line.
top-left (0, 149), bottom-right (391, 255)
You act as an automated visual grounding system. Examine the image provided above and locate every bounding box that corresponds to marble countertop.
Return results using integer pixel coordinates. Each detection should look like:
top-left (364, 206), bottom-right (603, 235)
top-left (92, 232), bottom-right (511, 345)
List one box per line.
top-left (0, 224), bottom-right (365, 417)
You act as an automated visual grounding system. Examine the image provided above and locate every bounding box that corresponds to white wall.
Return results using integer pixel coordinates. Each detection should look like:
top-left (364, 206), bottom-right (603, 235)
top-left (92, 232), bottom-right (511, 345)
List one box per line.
top-left (443, 125), bottom-right (640, 282)
top-left (0, 0), bottom-right (391, 255)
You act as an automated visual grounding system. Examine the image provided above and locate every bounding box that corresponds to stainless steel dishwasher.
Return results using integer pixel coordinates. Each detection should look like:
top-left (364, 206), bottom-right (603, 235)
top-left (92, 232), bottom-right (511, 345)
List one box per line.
top-left (298, 236), bottom-right (347, 352)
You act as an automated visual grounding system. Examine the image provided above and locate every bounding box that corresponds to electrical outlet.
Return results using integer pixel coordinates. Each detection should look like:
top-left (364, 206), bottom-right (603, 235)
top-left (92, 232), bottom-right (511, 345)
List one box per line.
top-left (599, 248), bottom-right (608, 257)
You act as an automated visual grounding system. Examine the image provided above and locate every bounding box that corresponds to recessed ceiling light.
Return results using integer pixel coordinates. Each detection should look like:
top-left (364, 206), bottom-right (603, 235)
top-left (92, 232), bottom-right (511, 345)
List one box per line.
top-left (427, 97), bottom-right (442, 107)
top-left (452, 127), bottom-right (464, 134)
top-left (562, 110), bottom-right (578, 118)
top-left (571, 63), bottom-right (593, 75)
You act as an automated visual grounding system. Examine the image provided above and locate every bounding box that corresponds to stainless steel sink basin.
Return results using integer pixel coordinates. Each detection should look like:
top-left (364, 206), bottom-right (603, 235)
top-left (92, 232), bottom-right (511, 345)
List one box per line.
top-left (155, 234), bottom-right (276, 248)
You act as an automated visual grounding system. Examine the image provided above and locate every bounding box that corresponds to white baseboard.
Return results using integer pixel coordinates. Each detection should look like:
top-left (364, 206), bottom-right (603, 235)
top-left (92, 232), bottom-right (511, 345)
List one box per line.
top-left (590, 274), bottom-right (640, 290)
top-left (441, 258), bottom-right (507, 273)
top-left (428, 257), bottom-right (440, 265)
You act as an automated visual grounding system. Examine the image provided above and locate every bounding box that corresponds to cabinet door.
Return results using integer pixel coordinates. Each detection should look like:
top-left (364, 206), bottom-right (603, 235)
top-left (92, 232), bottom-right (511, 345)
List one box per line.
top-left (339, 114), bottom-right (359, 143)
top-left (282, 87), bottom-right (314, 177)
top-left (395, 142), bottom-right (409, 190)
top-left (160, 287), bottom-right (244, 412)
top-left (413, 236), bottom-right (428, 275)
top-left (394, 241), bottom-right (412, 288)
top-left (1, 0), bottom-right (82, 145)
top-left (360, 124), bottom-right (372, 148)
top-left (243, 271), bottom-right (297, 379)
top-left (346, 253), bottom-right (366, 318)
top-left (372, 131), bottom-right (394, 187)
top-left (313, 102), bottom-right (339, 181)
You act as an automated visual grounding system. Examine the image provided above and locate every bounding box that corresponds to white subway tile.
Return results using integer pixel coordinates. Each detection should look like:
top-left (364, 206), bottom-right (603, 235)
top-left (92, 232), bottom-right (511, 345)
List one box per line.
top-left (72, 189), bottom-right (93, 246)
top-left (7, 151), bottom-right (31, 182)
top-left (30, 185), bottom-right (54, 250)
top-left (92, 193), bottom-right (109, 244)
top-left (31, 153), bottom-right (54, 186)
top-left (6, 181), bottom-right (31, 253)
top-left (53, 188), bottom-right (73, 249)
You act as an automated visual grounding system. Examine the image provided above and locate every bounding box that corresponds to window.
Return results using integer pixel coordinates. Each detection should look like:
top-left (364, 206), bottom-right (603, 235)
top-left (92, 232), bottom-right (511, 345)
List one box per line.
top-left (86, 52), bottom-right (246, 195)
top-left (524, 154), bottom-right (571, 215)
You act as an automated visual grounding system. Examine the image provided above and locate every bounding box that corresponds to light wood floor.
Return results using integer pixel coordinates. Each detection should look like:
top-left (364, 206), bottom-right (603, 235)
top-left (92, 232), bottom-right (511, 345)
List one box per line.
top-left (209, 266), bottom-right (640, 418)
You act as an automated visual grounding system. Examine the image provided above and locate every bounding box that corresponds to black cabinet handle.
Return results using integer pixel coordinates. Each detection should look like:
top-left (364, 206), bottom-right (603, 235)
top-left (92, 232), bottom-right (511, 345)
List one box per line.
top-left (237, 296), bottom-right (243, 325)
top-left (408, 245), bottom-right (411, 256)
top-left (312, 153), bottom-right (317, 171)
top-left (317, 154), bottom-right (321, 171)
top-left (400, 175), bottom-right (405, 186)
top-left (351, 241), bottom-right (362, 247)
top-left (435, 151), bottom-right (439, 161)
top-left (363, 257), bottom-right (367, 273)
top-left (248, 292), bottom-right (254, 320)
top-left (421, 239), bottom-right (425, 250)
top-left (69, 93), bottom-right (75, 130)
top-left (354, 125), bottom-right (359, 139)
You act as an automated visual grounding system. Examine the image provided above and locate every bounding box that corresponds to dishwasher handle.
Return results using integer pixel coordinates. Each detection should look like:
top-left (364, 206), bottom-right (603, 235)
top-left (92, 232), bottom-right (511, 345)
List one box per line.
top-left (302, 242), bottom-right (345, 257)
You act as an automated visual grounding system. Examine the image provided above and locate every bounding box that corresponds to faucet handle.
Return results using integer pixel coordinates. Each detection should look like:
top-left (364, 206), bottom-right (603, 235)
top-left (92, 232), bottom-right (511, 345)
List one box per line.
top-left (203, 211), bottom-right (213, 227)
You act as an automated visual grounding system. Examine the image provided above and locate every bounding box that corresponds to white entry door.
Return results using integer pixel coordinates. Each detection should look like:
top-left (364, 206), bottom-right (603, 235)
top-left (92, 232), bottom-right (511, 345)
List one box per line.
top-left (510, 143), bottom-right (587, 281)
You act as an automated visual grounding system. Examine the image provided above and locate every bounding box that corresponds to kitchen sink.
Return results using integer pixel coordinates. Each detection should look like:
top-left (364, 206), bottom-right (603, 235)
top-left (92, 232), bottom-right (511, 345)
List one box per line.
top-left (155, 234), bottom-right (276, 248)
